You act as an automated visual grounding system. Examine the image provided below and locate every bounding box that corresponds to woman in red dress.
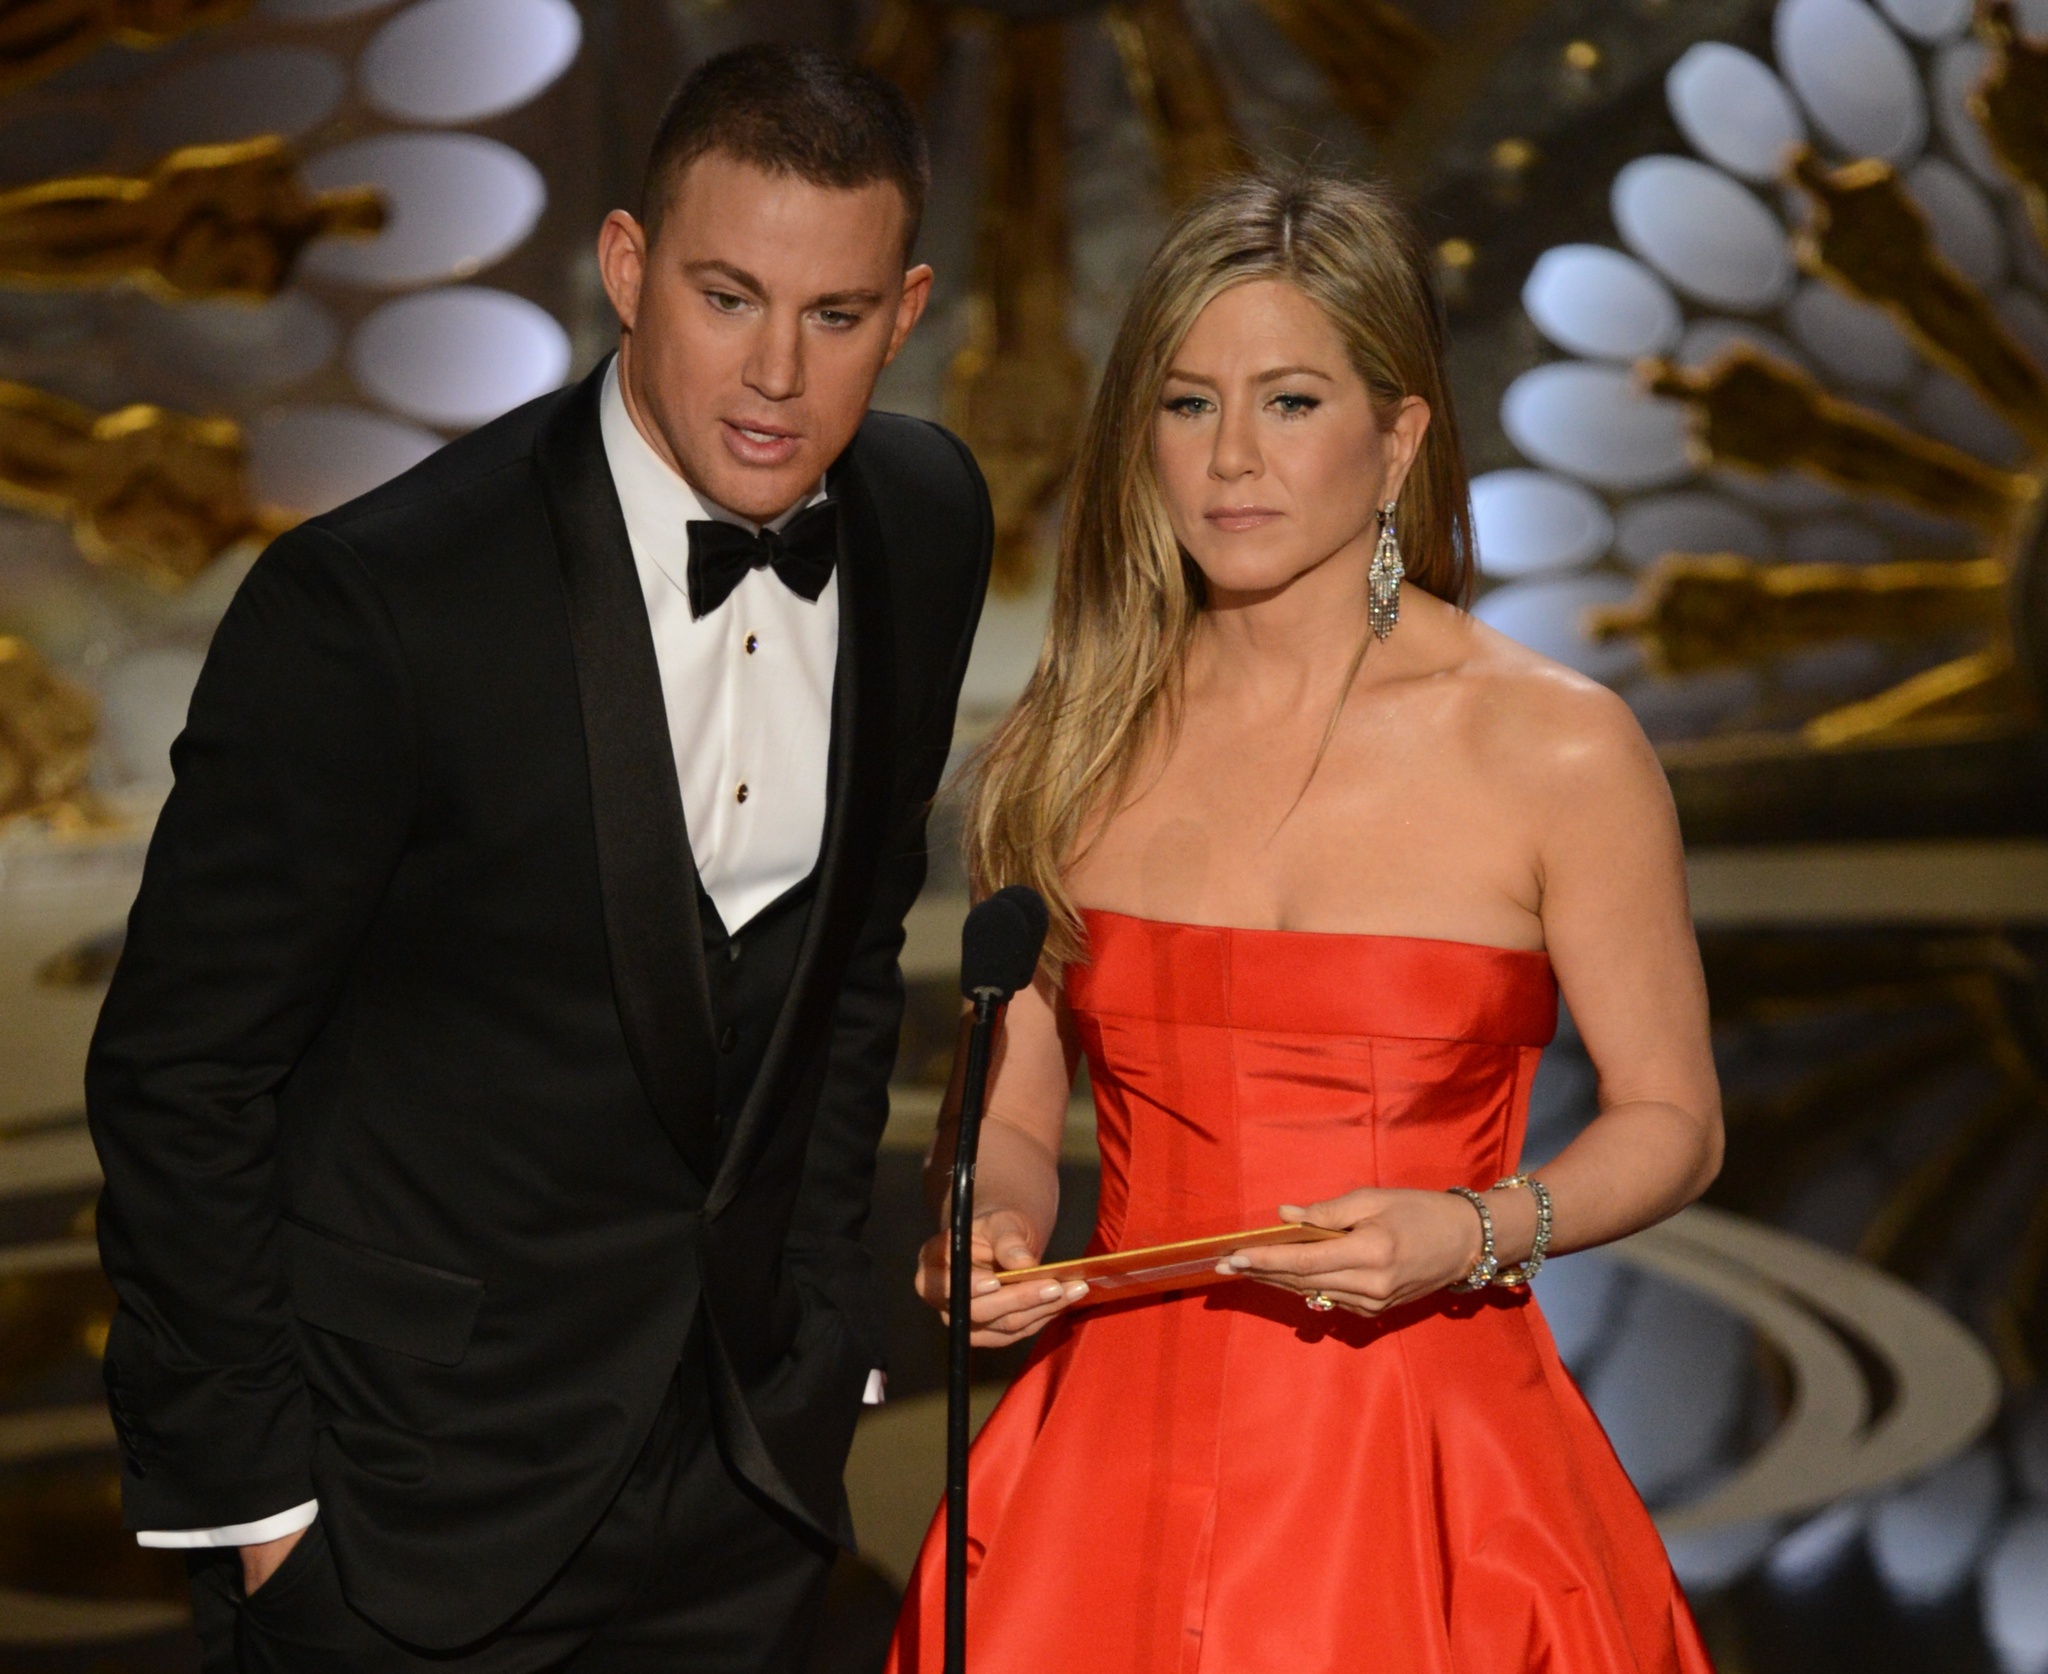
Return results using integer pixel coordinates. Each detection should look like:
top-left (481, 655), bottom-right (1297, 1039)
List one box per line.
top-left (889, 167), bottom-right (1723, 1674)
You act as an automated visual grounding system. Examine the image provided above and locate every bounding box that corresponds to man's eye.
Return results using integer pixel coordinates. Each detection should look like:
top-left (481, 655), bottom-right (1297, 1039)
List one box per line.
top-left (1271, 393), bottom-right (1320, 416)
top-left (815, 309), bottom-right (860, 329)
top-left (706, 291), bottom-right (748, 313)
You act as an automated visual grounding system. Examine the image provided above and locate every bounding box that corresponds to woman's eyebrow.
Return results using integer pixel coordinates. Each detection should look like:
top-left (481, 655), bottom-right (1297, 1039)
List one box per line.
top-left (1160, 365), bottom-right (1338, 386)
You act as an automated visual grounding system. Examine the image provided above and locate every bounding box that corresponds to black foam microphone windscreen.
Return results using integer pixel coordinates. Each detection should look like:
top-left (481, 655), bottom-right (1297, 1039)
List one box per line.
top-left (959, 886), bottom-right (1050, 1000)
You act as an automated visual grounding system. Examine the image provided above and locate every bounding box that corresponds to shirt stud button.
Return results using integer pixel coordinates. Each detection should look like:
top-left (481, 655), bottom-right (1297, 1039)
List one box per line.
top-left (744, 633), bottom-right (759, 654)
top-left (718, 1025), bottom-right (739, 1054)
top-left (735, 783), bottom-right (749, 804)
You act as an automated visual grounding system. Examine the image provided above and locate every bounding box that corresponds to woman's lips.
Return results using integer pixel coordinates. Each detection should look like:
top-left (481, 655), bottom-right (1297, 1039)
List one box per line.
top-left (721, 418), bottom-right (804, 468)
top-left (1206, 506), bottom-right (1283, 532)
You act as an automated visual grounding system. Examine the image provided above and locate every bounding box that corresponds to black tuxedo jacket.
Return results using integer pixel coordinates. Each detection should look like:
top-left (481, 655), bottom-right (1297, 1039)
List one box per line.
top-left (85, 359), bottom-right (990, 1647)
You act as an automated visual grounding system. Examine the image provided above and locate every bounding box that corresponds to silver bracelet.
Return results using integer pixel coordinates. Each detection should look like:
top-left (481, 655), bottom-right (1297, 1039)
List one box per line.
top-left (1446, 1186), bottom-right (1498, 1291)
top-left (1489, 1173), bottom-right (1553, 1288)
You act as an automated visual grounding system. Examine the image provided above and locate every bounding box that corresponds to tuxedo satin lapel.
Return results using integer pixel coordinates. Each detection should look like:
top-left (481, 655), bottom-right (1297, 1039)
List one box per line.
top-left (707, 448), bottom-right (896, 1217)
top-left (535, 363), bottom-right (720, 1182)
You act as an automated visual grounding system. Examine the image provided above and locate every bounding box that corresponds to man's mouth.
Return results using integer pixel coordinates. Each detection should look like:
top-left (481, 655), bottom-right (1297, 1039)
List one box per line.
top-left (721, 418), bottom-right (804, 467)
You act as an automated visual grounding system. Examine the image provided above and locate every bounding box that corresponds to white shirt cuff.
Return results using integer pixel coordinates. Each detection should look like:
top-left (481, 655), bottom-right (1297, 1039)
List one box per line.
top-left (136, 1499), bottom-right (319, 1549)
top-left (862, 1368), bottom-right (887, 1406)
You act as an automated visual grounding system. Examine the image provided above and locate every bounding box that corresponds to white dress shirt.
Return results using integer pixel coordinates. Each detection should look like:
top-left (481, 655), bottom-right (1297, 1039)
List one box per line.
top-left (599, 357), bottom-right (837, 930)
top-left (137, 359), bottom-right (877, 1550)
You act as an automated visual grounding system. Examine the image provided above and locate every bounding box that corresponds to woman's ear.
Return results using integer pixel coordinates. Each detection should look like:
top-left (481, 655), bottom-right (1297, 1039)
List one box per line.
top-left (1381, 396), bottom-right (1432, 503)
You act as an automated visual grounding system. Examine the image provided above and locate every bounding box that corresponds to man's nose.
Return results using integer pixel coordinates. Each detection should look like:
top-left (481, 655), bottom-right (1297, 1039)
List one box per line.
top-left (745, 310), bottom-right (805, 401)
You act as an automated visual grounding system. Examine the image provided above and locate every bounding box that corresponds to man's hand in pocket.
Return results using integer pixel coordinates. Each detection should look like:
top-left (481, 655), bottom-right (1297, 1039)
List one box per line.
top-left (241, 1527), bottom-right (305, 1595)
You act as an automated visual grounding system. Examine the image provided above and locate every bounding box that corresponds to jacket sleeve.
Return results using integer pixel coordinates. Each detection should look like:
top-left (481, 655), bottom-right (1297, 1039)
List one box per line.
top-left (785, 428), bottom-right (991, 1359)
top-left (86, 524), bottom-right (417, 1531)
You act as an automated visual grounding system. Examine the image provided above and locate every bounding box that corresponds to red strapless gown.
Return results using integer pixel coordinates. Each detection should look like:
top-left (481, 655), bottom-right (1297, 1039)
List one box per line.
top-left (887, 910), bottom-right (1713, 1674)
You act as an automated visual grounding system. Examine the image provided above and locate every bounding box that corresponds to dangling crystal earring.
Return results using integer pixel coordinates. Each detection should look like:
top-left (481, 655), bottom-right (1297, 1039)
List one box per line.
top-left (1368, 500), bottom-right (1404, 641)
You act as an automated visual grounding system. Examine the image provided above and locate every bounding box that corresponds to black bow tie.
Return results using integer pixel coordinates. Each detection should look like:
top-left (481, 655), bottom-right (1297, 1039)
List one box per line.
top-left (685, 501), bottom-right (838, 620)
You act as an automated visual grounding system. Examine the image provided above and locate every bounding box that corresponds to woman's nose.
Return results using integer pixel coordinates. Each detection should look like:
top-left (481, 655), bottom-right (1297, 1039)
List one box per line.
top-left (1208, 408), bottom-right (1261, 479)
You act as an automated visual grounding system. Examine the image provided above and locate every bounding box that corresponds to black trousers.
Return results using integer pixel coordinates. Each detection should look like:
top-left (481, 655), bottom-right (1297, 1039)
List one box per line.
top-left (188, 1365), bottom-right (836, 1673)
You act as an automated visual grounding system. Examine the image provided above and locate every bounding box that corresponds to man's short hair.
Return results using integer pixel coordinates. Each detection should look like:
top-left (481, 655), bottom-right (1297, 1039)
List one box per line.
top-left (640, 44), bottom-right (930, 257)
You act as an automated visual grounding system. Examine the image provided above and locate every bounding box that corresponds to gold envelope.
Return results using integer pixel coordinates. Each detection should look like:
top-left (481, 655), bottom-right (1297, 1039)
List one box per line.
top-left (992, 1223), bottom-right (1344, 1305)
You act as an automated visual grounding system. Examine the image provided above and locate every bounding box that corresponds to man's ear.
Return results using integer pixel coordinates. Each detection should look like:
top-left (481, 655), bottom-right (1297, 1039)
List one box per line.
top-left (883, 263), bottom-right (936, 368)
top-left (597, 210), bottom-right (649, 333)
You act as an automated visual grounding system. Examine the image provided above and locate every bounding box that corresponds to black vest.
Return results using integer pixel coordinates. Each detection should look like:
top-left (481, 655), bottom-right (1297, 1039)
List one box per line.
top-left (697, 879), bottom-right (815, 1156)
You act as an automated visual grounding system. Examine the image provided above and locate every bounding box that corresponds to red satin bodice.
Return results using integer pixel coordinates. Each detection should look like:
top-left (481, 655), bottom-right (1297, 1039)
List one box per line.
top-left (888, 910), bottom-right (1712, 1674)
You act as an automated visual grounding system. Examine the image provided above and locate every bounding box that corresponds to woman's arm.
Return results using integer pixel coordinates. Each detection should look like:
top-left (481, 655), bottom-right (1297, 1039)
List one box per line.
top-left (1229, 678), bottom-right (1723, 1311)
top-left (1480, 679), bottom-right (1723, 1262)
top-left (914, 964), bottom-right (1091, 1345)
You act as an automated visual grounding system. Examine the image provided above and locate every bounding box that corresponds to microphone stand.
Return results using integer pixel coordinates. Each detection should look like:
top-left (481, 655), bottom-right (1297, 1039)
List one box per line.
top-left (945, 985), bottom-right (1002, 1674)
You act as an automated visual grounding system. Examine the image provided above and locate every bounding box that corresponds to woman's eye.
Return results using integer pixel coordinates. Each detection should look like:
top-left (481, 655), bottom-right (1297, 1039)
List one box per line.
top-left (1271, 393), bottom-right (1320, 416)
top-left (1163, 395), bottom-right (1213, 416)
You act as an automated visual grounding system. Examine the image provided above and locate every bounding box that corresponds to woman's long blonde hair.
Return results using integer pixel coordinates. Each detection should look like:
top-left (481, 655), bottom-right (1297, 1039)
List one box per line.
top-left (964, 164), bottom-right (1477, 970)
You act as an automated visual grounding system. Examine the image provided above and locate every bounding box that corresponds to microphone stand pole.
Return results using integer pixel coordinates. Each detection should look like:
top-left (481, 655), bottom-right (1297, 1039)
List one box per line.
top-left (946, 985), bottom-right (1001, 1674)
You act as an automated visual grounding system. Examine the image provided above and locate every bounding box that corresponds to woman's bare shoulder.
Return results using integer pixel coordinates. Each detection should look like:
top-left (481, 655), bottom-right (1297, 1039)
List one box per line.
top-left (1437, 610), bottom-right (1663, 796)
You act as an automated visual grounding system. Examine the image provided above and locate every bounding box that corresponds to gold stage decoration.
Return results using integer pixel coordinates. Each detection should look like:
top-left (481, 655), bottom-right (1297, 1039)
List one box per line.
top-left (0, 636), bottom-right (98, 831)
top-left (1591, 554), bottom-right (2021, 748)
top-left (1644, 349), bottom-right (2028, 532)
top-left (0, 378), bottom-right (294, 587)
top-left (861, 0), bottom-right (949, 110)
top-left (1972, 0), bottom-right (2048, 254)
top-left (943, 18), bottom-right (1088, 594)
top-left (1595, 554), bottom-right (2008, 677)
top-left (1105, 0), bottom-right (1242, 207)
top-left (1595, 13), bottom-right (2048, 758)
top-left (1243, 0), bottom-right (1437, 137)
top-left (0, 0), bottom-right (252, 96)
top-left (1788, 148), bottom-right (2048, 454)
top-left (0, 135), bottom-right (386, 303)
top-left (863, 0), bottom-right (1442, 589)
top-left (1791, 647), bottom-right (2025, 749)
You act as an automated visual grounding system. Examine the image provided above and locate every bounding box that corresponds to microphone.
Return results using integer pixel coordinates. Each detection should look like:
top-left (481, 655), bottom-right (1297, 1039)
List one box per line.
top-left (959, 885), bottom-right (1050, 1002)
top-left (945, 886), bottom-right (1049, 1674)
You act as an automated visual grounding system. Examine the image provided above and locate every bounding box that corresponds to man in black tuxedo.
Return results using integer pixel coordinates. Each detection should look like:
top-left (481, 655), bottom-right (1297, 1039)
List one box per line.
top-left (86, 44), bottom-right (989, 1671)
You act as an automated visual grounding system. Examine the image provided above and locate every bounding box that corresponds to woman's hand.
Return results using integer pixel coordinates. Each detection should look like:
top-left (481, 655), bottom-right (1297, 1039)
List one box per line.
top-left (915, 1206), bottom-right (1088, 1347)
top-left (1217, 1188), bottom-right (1488, 1316)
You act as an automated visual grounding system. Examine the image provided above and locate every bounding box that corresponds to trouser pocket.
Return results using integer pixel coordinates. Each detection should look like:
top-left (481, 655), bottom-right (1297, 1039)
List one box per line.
top-left (233, 1521), bottom-right (376, 1673)
top-left (240, 1518), bottom-right (323, 1609)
